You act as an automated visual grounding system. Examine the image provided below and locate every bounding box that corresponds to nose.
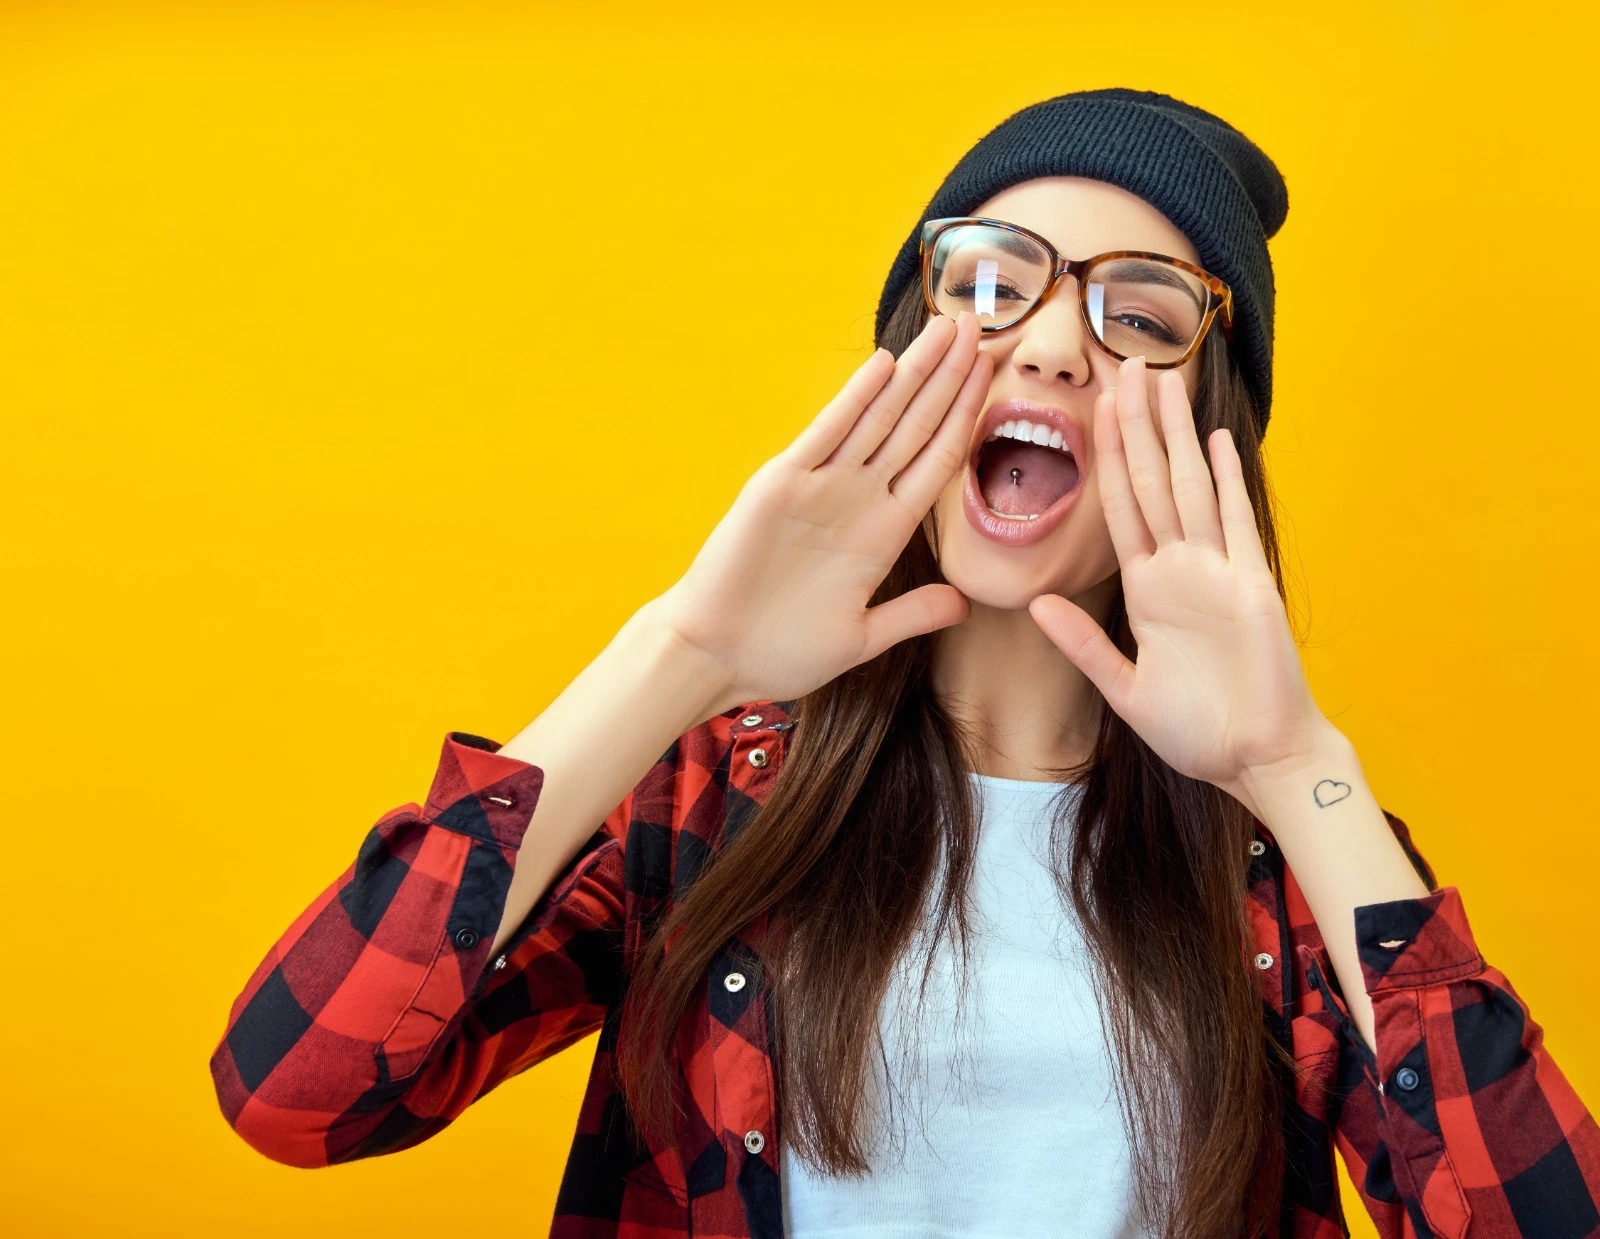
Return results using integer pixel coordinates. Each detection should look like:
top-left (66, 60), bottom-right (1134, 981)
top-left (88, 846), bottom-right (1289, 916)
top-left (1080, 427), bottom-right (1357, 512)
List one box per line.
top-left (1005, 275), bottom-right (1095, 389)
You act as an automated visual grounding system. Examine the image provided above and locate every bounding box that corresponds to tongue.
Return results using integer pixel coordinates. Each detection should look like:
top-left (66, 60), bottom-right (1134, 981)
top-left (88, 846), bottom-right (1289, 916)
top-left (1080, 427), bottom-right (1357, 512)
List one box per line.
top-left (977, 441), bottom-right (1080, 515)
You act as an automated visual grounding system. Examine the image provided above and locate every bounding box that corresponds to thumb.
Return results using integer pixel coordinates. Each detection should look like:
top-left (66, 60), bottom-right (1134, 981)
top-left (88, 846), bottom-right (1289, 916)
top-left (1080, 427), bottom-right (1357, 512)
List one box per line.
top-left (860, 583), bottom-right (970, 664)
top-left (1028, 593), bottom-right (1135, 714)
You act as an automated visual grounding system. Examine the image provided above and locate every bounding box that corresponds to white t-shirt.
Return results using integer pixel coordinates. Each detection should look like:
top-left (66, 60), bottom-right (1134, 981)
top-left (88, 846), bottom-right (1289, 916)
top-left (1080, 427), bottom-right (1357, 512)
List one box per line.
top-left (779, 772), bottom-right (1154, 1239)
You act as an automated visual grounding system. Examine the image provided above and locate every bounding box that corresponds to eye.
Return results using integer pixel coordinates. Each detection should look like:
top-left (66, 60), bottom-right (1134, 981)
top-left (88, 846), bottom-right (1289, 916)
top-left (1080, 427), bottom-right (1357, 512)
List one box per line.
top-left (1108, 311), bottom-right (1183, 347)
top-left (943, 280), bottom-right (1029, 302)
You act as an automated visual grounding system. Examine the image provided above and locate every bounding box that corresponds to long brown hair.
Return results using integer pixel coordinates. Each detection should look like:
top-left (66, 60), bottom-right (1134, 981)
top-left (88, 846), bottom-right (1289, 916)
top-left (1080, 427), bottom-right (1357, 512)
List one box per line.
top-left (617, 276), bottom-right (1294, 1238)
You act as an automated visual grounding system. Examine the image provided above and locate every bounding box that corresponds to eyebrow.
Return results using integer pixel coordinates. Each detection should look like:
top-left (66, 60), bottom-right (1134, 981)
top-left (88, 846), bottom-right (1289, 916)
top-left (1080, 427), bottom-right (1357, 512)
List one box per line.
top-left (983, 231), bottom-right (1045, 262)
top-left (1097, 259), bottom-right (1205, 313)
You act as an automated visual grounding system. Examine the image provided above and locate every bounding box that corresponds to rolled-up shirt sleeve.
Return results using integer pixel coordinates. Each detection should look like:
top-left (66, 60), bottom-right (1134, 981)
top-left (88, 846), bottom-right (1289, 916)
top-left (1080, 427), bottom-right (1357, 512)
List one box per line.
top-left (1303, 876), bottom-right (1600, 1237)
top-left (209, 731), bottom-right (626, 1168)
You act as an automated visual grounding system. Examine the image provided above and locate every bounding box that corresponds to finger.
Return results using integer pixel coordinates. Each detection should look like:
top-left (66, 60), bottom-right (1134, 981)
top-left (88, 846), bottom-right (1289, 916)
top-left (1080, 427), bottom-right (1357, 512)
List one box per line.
top-left (887, 346), bottom-right (993, 509)
top-left (859, 582), bottom-right (970, 664)
top-left (1115, 355), bottom-right (1183, 546)
top-left (825, 314), bottom-right (960, 468)
top-left (1155, 369), bottom-right (1225, 551)
top-left (784, 347), bottom-right (897, 470)
top-left (867, 311), bottom-right (982, 479)
top-left (1210, 428), bottom-right (1271, 573)
top-left (1092, 383), bottom-right (1156, 564)
top-left (1028, 594), bottom-right (1136, 717)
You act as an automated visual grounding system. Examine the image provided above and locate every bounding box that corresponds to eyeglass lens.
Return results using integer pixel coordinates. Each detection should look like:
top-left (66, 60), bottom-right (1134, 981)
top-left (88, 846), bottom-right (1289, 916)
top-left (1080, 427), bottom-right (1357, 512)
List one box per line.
top-left (926, 223), bottom-right (1210, 364)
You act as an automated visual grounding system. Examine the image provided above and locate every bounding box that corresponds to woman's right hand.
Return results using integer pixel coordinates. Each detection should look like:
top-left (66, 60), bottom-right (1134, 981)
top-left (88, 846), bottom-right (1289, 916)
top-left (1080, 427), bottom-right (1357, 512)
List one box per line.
top-left (649, 311), bottom-right (992, 714)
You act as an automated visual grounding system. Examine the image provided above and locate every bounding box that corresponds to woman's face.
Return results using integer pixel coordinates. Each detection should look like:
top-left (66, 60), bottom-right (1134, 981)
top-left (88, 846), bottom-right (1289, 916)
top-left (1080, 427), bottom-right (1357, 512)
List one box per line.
top-left (927, 176), bottom-right (1205, 612)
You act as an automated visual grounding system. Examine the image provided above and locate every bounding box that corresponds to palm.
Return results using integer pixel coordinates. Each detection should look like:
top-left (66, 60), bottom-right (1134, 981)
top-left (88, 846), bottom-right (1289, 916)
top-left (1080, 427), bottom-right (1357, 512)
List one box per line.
top-left (665, 448), bottom-right (942, 701)
top-left (655, 314), bottom-right (994, 712)
top-left (1114, 540), bottom-right (1315, 787)
top-left (1029, 363), bottom-right (1325, 804)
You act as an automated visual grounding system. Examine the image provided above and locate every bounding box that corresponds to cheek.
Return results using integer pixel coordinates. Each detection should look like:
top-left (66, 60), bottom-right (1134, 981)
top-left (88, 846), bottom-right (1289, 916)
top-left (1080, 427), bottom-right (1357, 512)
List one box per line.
top-left (1076, 467), bottom-right (1118, 562)
top-left (1102, 365), bottom-right (1197, 450)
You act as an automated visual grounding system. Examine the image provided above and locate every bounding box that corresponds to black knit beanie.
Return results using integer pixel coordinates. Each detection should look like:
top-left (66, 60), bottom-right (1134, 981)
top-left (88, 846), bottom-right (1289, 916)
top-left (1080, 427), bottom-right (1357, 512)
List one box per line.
top-left (874, 87), bottom-right (1288, 425)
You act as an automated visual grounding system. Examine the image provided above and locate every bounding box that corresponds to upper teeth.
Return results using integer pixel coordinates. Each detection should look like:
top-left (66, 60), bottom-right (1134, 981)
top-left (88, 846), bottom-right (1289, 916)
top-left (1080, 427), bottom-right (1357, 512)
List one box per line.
top-left (985, 420), bottom-right (1072, 455)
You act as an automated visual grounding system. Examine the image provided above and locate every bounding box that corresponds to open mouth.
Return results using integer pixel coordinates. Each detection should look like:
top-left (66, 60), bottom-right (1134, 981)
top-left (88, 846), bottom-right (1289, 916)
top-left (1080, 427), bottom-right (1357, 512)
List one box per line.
top-left (961, 404), bottom-right (1088, 547)
top-left (974, 435), bottom-right (1081, 520)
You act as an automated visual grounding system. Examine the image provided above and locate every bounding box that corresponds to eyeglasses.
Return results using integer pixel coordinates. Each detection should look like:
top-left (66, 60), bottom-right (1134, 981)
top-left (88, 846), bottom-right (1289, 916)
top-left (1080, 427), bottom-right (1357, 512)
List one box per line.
top-left (918, 216), bottom-right (1234, 369)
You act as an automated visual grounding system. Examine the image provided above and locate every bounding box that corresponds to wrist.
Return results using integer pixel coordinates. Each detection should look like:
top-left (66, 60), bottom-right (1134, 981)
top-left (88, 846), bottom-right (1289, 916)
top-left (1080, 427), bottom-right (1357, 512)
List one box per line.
top-left (624, 597), bottom-right (741, 730)
top-left (1232, 718), bottom-right (1354, 823)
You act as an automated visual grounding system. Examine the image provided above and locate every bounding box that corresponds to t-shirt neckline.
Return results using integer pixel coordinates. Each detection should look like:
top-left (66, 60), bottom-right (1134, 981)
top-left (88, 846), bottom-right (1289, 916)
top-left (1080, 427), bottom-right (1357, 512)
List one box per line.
top-left (966, 771), bottom-right (1084, 792)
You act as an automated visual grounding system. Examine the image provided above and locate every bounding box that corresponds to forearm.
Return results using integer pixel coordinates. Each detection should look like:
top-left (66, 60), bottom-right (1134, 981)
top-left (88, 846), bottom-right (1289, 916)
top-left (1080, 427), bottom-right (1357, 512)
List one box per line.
top-left (1236, 720), bottom-right (1428, 1052)
top-left (489, 599), bottom-right (737, 956)
top-left (213, 600), bottom-right (731, 1166)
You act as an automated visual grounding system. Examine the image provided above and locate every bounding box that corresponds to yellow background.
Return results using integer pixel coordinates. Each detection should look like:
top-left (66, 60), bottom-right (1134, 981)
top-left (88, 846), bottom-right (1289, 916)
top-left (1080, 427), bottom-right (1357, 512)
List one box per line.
top-left (2, 3), bottom-right (1596, 1235)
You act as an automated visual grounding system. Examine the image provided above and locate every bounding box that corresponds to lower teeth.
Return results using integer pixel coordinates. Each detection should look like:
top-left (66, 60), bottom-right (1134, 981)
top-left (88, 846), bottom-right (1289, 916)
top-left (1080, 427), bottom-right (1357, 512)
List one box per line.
top-left (987, 507), bottom-right (1040, 521)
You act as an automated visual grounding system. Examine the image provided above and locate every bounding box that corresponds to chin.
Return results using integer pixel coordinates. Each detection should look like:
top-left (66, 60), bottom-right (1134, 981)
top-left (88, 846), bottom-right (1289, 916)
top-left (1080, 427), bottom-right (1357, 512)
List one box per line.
top-left (932, 508), bottom-right (1100, 612)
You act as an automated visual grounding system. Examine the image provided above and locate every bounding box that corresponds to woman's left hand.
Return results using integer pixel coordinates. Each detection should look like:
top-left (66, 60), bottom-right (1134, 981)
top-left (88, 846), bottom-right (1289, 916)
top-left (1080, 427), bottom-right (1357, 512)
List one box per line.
top-left (1028, 356), bottom-right (1332, 817)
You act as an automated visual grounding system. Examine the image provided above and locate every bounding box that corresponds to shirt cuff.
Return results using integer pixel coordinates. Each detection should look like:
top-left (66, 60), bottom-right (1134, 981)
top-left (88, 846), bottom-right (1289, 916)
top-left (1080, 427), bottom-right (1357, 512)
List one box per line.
top-left (420, 731), bottom-right (545, 852)
top-left (1296, 886), bottom-right (1488, 1079)
top-left (1355, 886), bottom-right (1485, 994)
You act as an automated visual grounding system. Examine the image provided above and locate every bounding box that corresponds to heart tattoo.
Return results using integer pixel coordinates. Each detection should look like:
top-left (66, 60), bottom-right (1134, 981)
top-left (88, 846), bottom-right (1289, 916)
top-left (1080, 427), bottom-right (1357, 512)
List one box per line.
top-left (1313, 778), bottom-right (1352, 808)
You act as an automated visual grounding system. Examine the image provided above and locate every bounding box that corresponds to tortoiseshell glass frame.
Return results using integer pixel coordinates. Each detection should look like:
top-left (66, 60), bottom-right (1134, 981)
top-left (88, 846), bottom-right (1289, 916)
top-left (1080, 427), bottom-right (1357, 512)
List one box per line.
top-left (918, 216), bottom-right (1235, 369)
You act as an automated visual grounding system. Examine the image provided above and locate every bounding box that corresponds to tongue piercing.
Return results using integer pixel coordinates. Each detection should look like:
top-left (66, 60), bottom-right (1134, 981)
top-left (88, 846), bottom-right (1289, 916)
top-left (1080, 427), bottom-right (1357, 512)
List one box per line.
top-left (988, 466), bottom-right (1041, 519)
top-left (990, 466), bottom-right (1040, 517)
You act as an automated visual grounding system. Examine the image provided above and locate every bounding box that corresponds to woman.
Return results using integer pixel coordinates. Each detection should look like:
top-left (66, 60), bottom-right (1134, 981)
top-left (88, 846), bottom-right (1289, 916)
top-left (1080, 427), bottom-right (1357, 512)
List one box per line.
top-left (210, 89), bottom-right (1600, 1237)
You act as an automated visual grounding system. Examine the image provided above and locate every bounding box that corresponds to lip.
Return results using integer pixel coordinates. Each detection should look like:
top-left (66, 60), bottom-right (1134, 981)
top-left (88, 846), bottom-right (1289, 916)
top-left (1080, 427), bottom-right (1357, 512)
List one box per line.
top-left (962, 399), bottom-right (1090, 548)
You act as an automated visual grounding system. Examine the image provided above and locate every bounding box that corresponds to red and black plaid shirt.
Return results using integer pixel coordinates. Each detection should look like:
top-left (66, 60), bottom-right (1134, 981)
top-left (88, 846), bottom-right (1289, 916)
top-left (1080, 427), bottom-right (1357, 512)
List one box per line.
top-left (211, 700), bottom-right (1600, 1237)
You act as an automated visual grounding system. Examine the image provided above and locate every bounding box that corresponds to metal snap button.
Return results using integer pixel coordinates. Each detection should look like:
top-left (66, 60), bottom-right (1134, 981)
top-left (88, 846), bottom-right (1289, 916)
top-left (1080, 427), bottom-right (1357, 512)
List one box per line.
top-left (748, 748), bottom-right (769, 768)
top-left (724, 971), bottom-right (746, 992)
top-left (493, 954), bottom-right (508, 971)
top-left (744, 1129), bottom-right (765, 1154)
top-left (1395, 1066), bottom-right (1420, 1092)
top-left (742, 714), bottom-right (763, 727)
top-left (454, 927), bottom-right (480, 950)
top-left (1254, 952), bottom-right (1274, 970)
top-left (1248, 840), bottom-right (1266, 857)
